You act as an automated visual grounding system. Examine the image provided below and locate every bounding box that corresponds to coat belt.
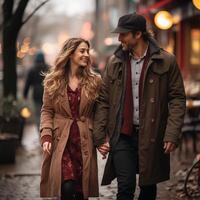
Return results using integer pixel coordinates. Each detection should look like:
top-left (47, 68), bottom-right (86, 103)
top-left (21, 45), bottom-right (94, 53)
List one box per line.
top-left (54, 113), bottom-right (87, 122)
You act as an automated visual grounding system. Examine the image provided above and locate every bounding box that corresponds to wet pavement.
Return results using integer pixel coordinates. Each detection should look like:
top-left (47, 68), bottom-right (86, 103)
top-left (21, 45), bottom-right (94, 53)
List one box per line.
top-left (0, 124), bottom-right (42, 200)
top-left (0, 123), bottom-right (199, 200)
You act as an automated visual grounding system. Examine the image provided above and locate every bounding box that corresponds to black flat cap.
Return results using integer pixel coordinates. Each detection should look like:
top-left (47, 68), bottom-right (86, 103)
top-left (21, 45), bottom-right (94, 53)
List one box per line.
top-left (112, 13), bottom-right (147, 33)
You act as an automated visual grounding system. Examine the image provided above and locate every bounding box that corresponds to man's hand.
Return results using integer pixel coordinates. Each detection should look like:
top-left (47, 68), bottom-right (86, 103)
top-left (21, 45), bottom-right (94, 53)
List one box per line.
top-left (42, 141), bottom-right (52, 155)
top-left (164, 142), bottom-right (176, 154)
top-left (196, 154), bottom-right (200, 160)
top-left (97, 142), bottom-right (110, 159)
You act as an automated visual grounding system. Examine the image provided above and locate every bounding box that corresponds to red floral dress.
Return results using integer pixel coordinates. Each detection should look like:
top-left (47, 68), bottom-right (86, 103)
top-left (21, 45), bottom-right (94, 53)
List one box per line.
top-left (61, 85), bottom-right (82, 192)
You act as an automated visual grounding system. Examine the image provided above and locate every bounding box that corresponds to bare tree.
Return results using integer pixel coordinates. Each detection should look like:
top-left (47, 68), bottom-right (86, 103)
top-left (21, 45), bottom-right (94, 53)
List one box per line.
top-left (2, 0), bottom-right (49, 98)
top-left (0, 4), bottom-right (2, 32)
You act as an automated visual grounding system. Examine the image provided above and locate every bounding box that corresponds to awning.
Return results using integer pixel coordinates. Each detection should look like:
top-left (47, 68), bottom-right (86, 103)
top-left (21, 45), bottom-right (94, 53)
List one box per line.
top-left (138, 0), bottom-right (174, 15)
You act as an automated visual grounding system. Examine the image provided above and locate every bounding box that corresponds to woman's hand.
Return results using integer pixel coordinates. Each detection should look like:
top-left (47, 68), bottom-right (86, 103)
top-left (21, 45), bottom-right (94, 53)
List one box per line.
top-left (97, 142), bottom-right (110, 159)
top-left (42, 141), bottom-right (52, 154)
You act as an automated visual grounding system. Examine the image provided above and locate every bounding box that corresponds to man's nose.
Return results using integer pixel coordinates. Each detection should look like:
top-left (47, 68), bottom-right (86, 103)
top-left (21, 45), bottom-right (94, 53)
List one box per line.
top-left (118, 34), bottom-right (122, 42)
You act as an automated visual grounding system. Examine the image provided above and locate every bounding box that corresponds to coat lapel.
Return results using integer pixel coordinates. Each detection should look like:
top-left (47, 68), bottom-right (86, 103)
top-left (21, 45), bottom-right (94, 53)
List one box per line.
top-left (58, 86), bottom-right (89, 118)
top-left (140, 40), bottom-right (165, 100)
top-left (140, 54), bottom-right (164, 101)
top-left (59, 88), bottom-right (72, 117)
top-left (79, 88), bottom-right (88, 117)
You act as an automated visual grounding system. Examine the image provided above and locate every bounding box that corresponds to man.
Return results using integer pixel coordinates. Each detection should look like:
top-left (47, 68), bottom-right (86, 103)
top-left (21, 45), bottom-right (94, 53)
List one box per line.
top-left (93, 13), bottom-right (186, 200)
top-left (23, 51), bottom-right (49, 131)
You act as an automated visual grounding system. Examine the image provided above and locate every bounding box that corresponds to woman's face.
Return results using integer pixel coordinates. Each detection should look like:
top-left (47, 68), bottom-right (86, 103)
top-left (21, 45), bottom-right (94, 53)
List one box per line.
top-left (70, 42), bottom-right (90, 67)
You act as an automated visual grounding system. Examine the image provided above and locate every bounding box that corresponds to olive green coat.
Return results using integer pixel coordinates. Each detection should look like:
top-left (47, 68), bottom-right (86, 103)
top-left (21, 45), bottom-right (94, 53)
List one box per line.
top-left (93, 38), bottom-right (186, 186)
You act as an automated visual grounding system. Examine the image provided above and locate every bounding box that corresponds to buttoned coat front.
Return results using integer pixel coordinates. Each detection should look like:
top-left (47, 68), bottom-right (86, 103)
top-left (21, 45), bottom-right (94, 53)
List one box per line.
top-left (40, 83), bottom-right (99, 199)
top-left (93, 38), bottom-right (186, 186)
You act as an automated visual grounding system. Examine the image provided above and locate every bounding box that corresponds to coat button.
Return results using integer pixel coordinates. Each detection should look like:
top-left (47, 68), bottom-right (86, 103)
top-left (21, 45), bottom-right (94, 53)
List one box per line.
top-left (149, 79), bottom-right (154, 84)
top-left (84, 151), bottom-right (88, 156)
top-left (151, 118), bottom-right (155, 123)
top-left (150, 98), bottom-right (155, 103)
top-left (84, 134), bottom-right (88, 139)
top-left (80, 116), bottom-right (86, 122)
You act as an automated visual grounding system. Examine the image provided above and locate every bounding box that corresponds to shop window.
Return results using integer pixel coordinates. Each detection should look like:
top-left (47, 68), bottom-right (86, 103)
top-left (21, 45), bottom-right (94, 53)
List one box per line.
top-left (190, 29), bottom-right (200, 66)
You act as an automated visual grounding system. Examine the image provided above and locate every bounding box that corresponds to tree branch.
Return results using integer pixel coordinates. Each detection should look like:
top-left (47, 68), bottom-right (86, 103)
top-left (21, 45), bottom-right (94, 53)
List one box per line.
top-left (13, 0), bottom-right (29, 26)
top-left (2, 0), bottom-right (14, 23)
top-left (22, 0), bottom-right (50, 25)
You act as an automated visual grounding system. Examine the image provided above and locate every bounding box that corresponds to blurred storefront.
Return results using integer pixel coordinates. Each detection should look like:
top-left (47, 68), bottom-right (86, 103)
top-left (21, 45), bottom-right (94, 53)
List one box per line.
top-left (136, 1), bottom-right (200, 139)
top-left (94, 0), bottom-right (136, 61)
top-left (93, 0), bottom-right (200, 77)
top-left (93, 0), bottom-right (140, 72)
top-left (137, 0), bottom-right (200, 79)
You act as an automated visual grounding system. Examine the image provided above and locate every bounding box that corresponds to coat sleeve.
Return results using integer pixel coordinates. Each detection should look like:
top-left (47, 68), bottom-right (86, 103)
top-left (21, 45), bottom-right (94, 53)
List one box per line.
top-left (163, 56), bottom-right (186, 145)
top-left (93, 59), bottom-right (112, 147)
top-left (40, 87), bottom-right (54, 141)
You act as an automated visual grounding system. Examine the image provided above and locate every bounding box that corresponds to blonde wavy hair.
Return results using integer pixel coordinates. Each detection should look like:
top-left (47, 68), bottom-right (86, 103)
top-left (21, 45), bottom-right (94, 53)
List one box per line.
top-left (43, 38), bottom-right (101, 102)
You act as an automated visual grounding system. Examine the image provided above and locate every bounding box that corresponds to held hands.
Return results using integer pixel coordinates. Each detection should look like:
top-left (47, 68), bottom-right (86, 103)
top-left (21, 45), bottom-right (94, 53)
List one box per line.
top-left (196, 154), bottom-right (200, 160)
top-left (42, 141), bottom-right (52, 155)
top-left (97, 142), bottom-right (110, 159)
top-left (164, 142), bottom-right (176, 154)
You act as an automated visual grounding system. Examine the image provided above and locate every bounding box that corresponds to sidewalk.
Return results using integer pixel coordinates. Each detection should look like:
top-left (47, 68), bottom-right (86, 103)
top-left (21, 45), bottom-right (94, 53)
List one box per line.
top-left (0, 124), bottom-right (42, 200)
top-left (0, 123), bottom-right (198, 199)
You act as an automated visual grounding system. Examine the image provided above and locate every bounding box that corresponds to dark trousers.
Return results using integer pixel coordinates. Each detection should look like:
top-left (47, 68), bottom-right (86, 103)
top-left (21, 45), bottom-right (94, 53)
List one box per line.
top-left (113, 133), bottom-right (157, 200)
top-left (61, 180), bottom-right (86, 200)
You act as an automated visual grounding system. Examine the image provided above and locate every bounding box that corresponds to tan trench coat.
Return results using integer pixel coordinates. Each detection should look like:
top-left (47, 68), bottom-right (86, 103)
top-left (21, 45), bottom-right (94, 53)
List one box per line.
top-left (40, 82), bottom-right (99, 199)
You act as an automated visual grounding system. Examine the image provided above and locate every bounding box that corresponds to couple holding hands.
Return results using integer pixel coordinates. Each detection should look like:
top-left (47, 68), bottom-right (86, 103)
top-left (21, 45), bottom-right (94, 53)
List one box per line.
top-left (40, 13), bottom-right (186, 200)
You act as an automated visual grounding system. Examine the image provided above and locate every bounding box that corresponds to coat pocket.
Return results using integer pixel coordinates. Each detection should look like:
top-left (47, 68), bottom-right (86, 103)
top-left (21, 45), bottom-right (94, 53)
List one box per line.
top-left (150, 62), bottom-right (169, 76)
top-left (88, 120), bottom-right (94, 142)
top-left (52, 127), bottom-right (60, 150)
top-left (88, 121), bottom-right (93, 132)
top-left (87, 119), bottom-right (96, 149)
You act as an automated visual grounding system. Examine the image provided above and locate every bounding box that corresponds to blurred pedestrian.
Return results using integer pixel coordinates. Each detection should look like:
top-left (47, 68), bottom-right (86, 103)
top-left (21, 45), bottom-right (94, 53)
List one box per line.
top-left (93, 13), bottom-right (186, 200)
top-left (40, 38), bottom-right (101, 200)
top-left (23, 51), bottom-right (48, 130)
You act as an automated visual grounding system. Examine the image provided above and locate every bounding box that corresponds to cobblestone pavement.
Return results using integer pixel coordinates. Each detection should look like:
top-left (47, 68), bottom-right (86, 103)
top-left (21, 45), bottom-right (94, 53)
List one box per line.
top-left (0, 123), bottom-right (199, 200)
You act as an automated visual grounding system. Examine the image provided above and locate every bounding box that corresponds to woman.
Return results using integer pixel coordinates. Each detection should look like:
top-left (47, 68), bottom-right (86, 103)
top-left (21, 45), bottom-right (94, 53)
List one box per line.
top-left (40, 38), bottom-right (101, 200)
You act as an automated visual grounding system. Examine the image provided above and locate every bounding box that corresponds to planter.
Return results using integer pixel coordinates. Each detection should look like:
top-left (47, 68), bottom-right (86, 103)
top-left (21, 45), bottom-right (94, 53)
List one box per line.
top-left (0, 117), bottom-right (25, 144)
top-left (0, 133), bottom-right (18, 164)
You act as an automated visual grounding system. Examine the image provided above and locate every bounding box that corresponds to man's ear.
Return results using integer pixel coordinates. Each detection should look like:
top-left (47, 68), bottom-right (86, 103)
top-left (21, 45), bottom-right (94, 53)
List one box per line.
top-left (135, 31), bottom-right (142, 39)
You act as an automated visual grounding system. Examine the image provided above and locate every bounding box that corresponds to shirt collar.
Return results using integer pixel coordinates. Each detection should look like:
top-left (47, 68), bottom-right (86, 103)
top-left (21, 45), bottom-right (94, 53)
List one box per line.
top-left (130, 43), bottom-right (149, 62)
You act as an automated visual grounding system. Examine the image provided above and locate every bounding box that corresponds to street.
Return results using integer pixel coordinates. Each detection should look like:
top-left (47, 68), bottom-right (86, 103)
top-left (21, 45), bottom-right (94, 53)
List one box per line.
top-left (0, 0), bottom-right (200, 200)
top-left (0, 123), bottom-right (198, 200)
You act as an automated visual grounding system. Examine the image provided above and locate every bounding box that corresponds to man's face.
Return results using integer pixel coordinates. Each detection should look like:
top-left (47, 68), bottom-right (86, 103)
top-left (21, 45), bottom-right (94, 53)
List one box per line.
top-left (118, 32), bottom-right (140, 51)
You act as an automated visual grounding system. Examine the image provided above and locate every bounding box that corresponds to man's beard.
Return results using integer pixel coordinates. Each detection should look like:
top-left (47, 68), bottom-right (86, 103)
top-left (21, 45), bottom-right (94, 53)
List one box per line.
top-left (121, 43), bottom-right (134, 51)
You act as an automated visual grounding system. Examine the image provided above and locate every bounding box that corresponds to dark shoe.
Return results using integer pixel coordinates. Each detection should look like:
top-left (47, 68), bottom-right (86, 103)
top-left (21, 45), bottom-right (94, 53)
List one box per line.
top-left (75, 192), bottom-right (84, 200)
